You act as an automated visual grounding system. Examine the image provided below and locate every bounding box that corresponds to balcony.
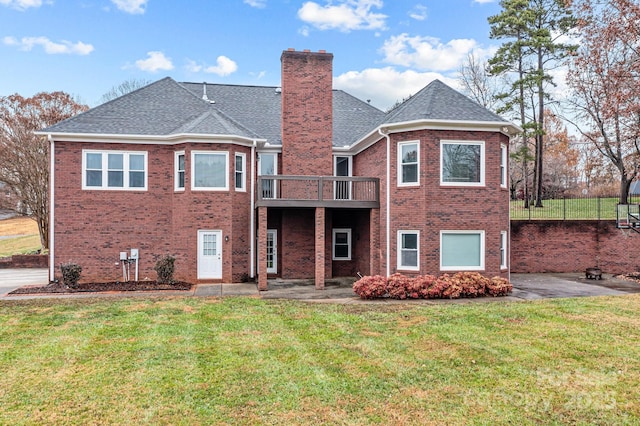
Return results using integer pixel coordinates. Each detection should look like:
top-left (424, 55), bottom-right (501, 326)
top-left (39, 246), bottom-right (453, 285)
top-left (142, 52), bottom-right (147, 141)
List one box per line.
top-left (256, 176), bottom-right (380, 208)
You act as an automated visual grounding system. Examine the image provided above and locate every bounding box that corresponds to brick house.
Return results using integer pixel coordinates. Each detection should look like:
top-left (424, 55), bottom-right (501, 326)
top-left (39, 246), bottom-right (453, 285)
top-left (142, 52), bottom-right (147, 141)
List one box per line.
top-left (41, 49), bottom-right (519, 289)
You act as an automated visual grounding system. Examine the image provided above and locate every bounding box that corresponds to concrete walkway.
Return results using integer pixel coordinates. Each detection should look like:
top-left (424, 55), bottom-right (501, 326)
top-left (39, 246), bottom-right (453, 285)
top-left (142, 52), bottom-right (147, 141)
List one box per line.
top-left (1, 269), bottom-right (640, 302)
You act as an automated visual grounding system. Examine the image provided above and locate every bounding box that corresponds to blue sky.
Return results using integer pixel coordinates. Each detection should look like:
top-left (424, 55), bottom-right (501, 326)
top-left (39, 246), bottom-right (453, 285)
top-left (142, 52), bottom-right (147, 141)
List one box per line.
top-left (0, 0), bottom-right (502, 110)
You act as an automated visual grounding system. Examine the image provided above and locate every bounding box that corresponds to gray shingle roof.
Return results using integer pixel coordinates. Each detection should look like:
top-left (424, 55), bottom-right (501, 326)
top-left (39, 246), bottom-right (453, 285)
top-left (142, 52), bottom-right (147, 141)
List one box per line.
top-left (43, 77), bottom-right (509, 147)
top-left (384, 79), bottom-right (509, 124)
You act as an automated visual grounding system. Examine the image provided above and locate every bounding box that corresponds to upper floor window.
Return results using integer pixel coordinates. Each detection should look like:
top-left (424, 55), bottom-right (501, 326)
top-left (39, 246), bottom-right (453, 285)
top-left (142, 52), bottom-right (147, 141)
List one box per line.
top-left (500, 144), bottom-right (508, 188)
top-left (83, 150), bottom-right (147, 190)
top-left (192, 151), bottom-right (228, 191)
top-left (259, 152), bottom-right (278, 199)
top-left (440, 140), bottom-right (485, 186)
top-left (398, 141), bottom-right (419, 186)
top-left (235, 153), bottom-right (246, 192)
top-left (175, 151), bottom-right (185, 191)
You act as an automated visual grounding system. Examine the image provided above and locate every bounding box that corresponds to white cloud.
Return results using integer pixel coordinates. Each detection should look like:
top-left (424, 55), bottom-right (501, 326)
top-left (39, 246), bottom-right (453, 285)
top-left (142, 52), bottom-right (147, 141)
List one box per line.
top-left (135, 51), bottom-right (173, 72)
top-left (297, 0), bottom-right (387, 32)
top-left (380, 33), bottom-right (484, 72)
top-left (244, 0), bottom-right (266, 8)
top-left (473, 0), bottom-right (496, 3)
top-left (186, 56), bottom-right (238, 77)
top-left (409, 4), bottom-right (427, 21)
top-left (3, 36), bottom-right (94, 55)
top-left (0, 0), bottom-right (44, 10)
top-left (204, 56), bottom-right (238, 76)
top-left (335, 66), bottom-right (459, 111)
top-left (111, 0), bottom-right (147, 14)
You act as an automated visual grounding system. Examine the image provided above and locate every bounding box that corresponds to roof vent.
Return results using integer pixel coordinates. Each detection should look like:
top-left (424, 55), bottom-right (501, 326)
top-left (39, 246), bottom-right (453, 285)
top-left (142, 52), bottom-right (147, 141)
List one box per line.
top-left (275, 87), bottom-right (282, 94)
top-left (202, 82), bottom-right (215, 104)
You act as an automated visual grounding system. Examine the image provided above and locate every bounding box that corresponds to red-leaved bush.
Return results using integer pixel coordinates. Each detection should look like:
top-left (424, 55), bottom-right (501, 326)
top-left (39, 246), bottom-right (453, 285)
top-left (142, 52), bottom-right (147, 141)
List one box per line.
top-left (353, 272), bottom-right (512, 300)
top-left (353, 275), bottom-right (387, 299)
top-left (387, 273), bottom-right (411, 299)
top-left (486, 276), bottom-right (513, 296)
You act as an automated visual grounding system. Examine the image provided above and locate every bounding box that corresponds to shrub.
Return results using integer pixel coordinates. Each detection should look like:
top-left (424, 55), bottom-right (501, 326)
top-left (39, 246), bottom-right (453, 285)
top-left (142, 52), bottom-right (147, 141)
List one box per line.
top-left (454, 272), bottom-right (489, 298)
top-left (60, 262), bottom-right (82, 288)
top-left (413, 275), bottom-right (438, 299)
top-left (439, 274), bottom-right (463, 299)
top-left (387, 273), bottom-right (411, 299)
top-left (486, 276), bottom-right (513, 297)
top-left (154, 254), bottom-right (176, 284)
top-left (353, 275), bottom-right (387, 299)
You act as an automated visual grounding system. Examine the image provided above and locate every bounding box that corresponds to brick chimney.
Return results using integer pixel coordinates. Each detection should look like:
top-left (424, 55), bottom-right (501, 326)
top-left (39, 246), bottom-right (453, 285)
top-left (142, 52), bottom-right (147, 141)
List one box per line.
top-left (280, 49), bottom-right (333, 176)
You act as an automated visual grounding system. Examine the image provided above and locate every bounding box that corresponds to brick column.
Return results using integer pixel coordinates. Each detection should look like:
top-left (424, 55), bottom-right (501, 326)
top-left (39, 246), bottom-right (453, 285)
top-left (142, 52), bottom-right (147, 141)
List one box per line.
top-left (258, 207), bottom-right (268, 291)
top-left (315, 207), bottom-right (325, 289)
top-left (370, 208), bottom-right (380, 276)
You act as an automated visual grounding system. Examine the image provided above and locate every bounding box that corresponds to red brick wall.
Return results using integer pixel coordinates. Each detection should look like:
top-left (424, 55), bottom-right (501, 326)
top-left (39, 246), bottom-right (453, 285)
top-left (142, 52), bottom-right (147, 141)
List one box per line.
top-left (53, 141), bottom-right (251, 283)
top-left (281, 49), bottom-right (333, 176)
top-left (511, 220), bottom-right (640, 274)
top-left (354, 129), bottom-right (510, 278)
top-left (280, 209), bottom-right (315, 279)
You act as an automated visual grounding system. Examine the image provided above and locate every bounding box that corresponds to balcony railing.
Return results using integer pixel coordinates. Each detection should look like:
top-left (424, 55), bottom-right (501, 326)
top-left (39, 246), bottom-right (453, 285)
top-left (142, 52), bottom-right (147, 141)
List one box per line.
top-left (256, 176), bottom-right (380, 208)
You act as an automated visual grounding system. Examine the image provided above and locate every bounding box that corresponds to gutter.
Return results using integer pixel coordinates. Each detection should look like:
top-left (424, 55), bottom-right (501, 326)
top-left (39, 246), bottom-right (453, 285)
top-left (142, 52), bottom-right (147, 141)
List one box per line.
top-left (378, 127), bottom-right (391, 278)
top-left (48, 134), bottom-right (55, 282)
top-left (250, 140), bottom-right (256, 279)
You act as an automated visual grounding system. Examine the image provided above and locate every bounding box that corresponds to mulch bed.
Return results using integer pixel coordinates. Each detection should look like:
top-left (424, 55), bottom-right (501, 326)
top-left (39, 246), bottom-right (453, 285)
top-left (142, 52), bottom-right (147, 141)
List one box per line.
top-left (9, 280), bottom-right (193, 295)
top-left (614, 273), bottom-right (640, 284)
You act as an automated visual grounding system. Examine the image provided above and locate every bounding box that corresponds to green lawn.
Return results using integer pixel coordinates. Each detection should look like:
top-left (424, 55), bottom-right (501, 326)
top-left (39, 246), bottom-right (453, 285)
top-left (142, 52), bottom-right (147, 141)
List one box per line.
top-left (511, 197), bottom-right (623, 220)
top-left (1, 296), bottom-right (639, 425)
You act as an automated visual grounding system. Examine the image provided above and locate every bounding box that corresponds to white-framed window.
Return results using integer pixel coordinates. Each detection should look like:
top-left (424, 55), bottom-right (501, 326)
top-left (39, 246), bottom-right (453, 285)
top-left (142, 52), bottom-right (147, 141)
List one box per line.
top-left (334, 155), bottom-right (352, 200)
top-left (398, 141), bottom-right (419, 186)
top-left (332, 228), bottom-right (352, 260)
top-left (440, 140), bottom-right (485, 186)
top-left (397, 230), bottom-right (419, 271)
top-left (440, 230), bottom-right (485, 271)
top-left (191, 151), bottom-right (229, 191)
top-left (500, 231), bottom-right (508, 270)
top-left (175, 151), bottom-right (185, 191)
top-left (258, 152), bottom-right (278, 199)
top-left (235, 153), bottom-right (246, 192)
top-left (500, 144), bottom-right (508, 188)
top-left (82, 150), bottom-right (147, 190)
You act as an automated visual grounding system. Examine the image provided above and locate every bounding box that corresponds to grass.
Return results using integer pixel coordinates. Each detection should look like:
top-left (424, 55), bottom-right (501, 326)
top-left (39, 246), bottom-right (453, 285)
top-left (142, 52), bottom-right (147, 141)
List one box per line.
top-left (1, 296), bottom-right (639, 425)
top-left (511, 197), bottom-right (622, 220)
top-left (0, 216), bottom-right (41, 257)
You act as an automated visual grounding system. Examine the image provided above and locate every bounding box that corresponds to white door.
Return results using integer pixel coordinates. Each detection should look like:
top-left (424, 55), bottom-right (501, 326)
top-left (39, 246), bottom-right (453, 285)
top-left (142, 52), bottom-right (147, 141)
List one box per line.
top-left (266, 229), bottom-right (277, 274)
top-left (198, 230), bottom-right (222, 279)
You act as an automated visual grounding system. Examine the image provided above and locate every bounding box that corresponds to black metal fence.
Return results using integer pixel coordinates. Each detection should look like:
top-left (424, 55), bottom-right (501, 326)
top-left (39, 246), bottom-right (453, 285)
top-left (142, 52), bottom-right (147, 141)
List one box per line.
top-left (510, 194), bottom-right (640, 220)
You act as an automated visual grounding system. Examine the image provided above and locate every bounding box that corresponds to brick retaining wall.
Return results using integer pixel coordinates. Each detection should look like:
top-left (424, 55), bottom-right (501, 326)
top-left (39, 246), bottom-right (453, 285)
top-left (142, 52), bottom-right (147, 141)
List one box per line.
top-left (511, 220), bottom-right (640, 274)
top-left (0, 254), bottom-right (48, 269)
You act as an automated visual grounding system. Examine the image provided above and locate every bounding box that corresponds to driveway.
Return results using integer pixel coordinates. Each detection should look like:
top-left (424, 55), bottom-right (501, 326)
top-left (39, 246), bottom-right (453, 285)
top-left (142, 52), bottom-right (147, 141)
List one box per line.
top-left (0, 268), bottom-right (49, 297)
top-left (510, 273), bottom-right (640, 299)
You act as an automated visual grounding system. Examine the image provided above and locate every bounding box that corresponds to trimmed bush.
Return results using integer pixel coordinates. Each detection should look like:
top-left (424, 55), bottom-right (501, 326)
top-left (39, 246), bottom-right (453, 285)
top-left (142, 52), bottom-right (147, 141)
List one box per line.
top-left (387, 273), bottom-right (411, 299)
top-left (486, 276), bottom-right (513, 297)
top-left (60, 262), bottom-right (82, 289)
top-left (352, 272), bottom-right (513, 300)
top-left (353, 275), bottom-right (387, 299)
top-left (154, 254), bottom-right (176, 284)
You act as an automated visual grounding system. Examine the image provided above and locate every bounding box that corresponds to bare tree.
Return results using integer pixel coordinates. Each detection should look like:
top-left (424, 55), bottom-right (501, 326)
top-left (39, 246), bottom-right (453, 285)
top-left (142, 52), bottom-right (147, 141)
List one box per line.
top-left (458, 52), bottom-right (504, 112)
top-left (566, 0), bottom-right (640, 203)
top-left (100, 78), bottom-right (151, 104)
top-left (0, 92), bottom-right (88, 250)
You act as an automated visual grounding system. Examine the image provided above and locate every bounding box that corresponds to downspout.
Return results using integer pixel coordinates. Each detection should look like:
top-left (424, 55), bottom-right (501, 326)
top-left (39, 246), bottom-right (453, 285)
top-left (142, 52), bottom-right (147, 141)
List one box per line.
top-left (249, 140), bottom-right (256, 279)
top-left (48, 134), bottom-right (55, 282)
top-left (378, 127), bottom-right (391, 277)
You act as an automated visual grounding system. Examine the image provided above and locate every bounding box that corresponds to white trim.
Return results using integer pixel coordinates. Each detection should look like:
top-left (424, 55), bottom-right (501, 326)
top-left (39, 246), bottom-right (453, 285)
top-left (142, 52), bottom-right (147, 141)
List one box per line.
top-left (82, 149), bottom-right (148, 191)
top-left (38, 131), bottom-right (265, 146)
top-left (378, 128), bottom-right (391, 278)
top-left (174, 151), bottom-right (185, 191)
top-left (332, 228), bottom-right (352, 261)
top-left (500, 143), bottom-right (508, 189)
top-left (250, 142), bottom-right (256, 278)
top-left (191, 150), bottom-right (229, 191)
top-left (49, 136), bottom-right (55, 282)
top-left (440, 230), bottom-right (485, 271)
top-left (397, 140), bottom-right (420, 187)
top-left (500, 230), bottom-right (508, 270)
top-left (397, 230), bottom-right (420, 271)
top-left (440, 140), bottom-right (485, 187)
top-left (266, 229), bottom-right (277, 274)
top-left (235, 152), bottom-right (247, 192)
